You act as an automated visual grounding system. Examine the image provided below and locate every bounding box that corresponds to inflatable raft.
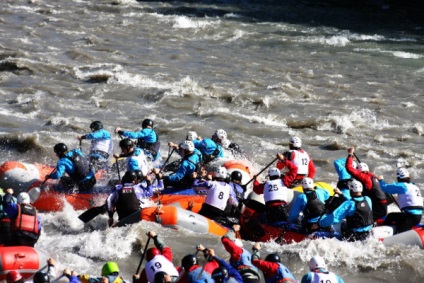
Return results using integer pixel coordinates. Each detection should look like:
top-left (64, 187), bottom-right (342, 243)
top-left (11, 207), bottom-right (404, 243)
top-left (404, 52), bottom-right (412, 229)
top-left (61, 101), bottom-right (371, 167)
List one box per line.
top-left (114, 205), bottom-right (228, 236)
top-left (0, 159), bottom-right (252, 212)
top-left (0, 246), bottom-right (49, 280)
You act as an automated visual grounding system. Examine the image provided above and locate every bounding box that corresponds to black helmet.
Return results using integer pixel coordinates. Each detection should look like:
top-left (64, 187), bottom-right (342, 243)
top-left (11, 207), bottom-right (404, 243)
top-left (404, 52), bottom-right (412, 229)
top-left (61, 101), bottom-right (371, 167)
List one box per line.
top-left (122, 170), bottom-right (137, 183)
top-left (211, 267), bottom-right (229, 283)
top-left (134, 170), bottom-right (144, 180)
top-left (181, 254), bottom-right (197, 271)
top-left (142, 119), bottom-right (154, 129)
top-left (53, 143), bottom-right (68, 155)
top-left (154, 271), bottom-right (167, 283)
top-left (230, 171), bottom-right (243, 183)
top-left (90, 121), bottom-right (103, 132)
top-left (119, 138), bottom-right (134, 149)
top-left (265, 253), bottom-right (281, 263)
top-left (33, 272), bottom-right (49, 283)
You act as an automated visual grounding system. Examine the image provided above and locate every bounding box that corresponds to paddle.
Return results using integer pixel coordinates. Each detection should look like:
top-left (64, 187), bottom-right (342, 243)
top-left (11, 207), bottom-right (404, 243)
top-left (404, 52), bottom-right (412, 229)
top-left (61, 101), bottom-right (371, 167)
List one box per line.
top-left (78, 203), bottom-right (108, 223)
top-left (115, 157), bottom-right (121, 181)
top-left (244, 157), bottom-right (278, 187)
top-left (136, 233), bottom-right (151, 275)
top-left (353, 152), bottom-right (400, 209)
top-left (27, 265), bottom-right (48, 280)
top-left (197, 253), bottom-right (212, 280)
top-left (27, 169), bottom-right (56, 203)
top-left (50, 275), bottom-right (65, 283)
top-left (160, 148), bottom-right (175, 173)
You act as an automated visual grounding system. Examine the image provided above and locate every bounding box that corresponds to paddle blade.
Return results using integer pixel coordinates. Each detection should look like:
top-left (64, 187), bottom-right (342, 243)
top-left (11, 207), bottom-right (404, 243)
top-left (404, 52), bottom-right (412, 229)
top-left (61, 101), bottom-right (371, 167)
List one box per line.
top-left (28, 187), bottom-right (41, 203)
top-left (78, 204), bottom-right (107, 223)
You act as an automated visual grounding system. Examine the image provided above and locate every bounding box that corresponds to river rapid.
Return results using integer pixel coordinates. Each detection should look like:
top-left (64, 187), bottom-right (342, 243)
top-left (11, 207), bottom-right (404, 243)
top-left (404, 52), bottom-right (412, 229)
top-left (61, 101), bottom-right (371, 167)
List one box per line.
top-left (1, 0), bottom-right (424, 282)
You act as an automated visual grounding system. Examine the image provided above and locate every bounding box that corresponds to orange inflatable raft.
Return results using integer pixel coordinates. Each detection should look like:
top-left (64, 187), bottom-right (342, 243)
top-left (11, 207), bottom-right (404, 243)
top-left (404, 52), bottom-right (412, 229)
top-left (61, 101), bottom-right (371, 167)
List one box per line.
top-left (0, 246), bottom-right (49, 280)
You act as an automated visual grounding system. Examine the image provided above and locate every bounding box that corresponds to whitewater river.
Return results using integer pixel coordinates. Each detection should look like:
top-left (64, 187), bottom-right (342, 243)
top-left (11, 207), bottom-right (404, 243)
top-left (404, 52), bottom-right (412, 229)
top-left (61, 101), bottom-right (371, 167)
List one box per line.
top-left (1, 0), bottom-right (424, 282)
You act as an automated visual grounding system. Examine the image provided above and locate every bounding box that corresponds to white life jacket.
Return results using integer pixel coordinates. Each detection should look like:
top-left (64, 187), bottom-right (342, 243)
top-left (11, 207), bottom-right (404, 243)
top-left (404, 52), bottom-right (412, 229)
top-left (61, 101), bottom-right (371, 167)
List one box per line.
top-left (90, 138), bottom-right (113, 155)
top-left (310, 271), bottom-right (339, 283)
top-left (398, 182), bottom-right (423, 209)
top-left (291, 149), bottom-right (310, 175)
top-left (128, 149), bottom-right (149, 176)
top-left (205, 181), bottom-right (231, 211)
top-left (145, 255), bottom-right (179, 283)
top-left (263, 179), bottom-right (288, 203)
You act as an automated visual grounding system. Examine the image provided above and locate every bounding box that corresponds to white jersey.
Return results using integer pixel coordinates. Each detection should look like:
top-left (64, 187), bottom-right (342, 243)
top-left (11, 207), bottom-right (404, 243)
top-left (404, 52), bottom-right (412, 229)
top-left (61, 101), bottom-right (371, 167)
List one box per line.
top-left (398, 182), bottom-right (423, 209)
top-left (205, 181), bottom-right (231, 211)
top-left (90, 138), bottom-right (113, 155)
top-left (263, 179), bottom-right (289, 203)
top-left (310, 271), bottom-right (339, 283)
top-left (291, 149), bottom-right (310, 175)
top-left (145, 255), bottom-right (179, 283)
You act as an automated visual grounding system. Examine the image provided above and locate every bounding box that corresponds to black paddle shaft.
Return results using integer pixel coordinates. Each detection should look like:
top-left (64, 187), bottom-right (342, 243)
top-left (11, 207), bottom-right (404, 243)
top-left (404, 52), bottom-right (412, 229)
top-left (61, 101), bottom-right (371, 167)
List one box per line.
top-left (136, 235), bottom-right (151, 274)
top-left (245, 157), bottom-right (278, 186)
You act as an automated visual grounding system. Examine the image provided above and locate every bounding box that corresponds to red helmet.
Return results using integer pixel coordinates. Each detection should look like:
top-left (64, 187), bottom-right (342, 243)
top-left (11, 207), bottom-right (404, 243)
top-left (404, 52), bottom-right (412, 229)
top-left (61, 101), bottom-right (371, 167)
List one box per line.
top-left (7, 271), bottom-right (23, 283)
top-left (146, 248), bottom-right (161, 261)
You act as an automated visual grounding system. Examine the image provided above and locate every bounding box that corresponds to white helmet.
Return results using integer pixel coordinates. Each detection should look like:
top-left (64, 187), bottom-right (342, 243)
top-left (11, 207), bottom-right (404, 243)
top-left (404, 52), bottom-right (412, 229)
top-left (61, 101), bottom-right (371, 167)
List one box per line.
top-left (215, 166), bottom-right (228, 179)
top-left (17, 192), bottom-right (31, 204)
top-left (186, 131), bottom-right (198, 141)
top-left (396, 167), bottom-right (409, 179)
top-left (215, 129), bottom-right (227, 141)
top-left (268, 167), bottom-right (281, 178)
top-left (357, 163), bottom-right (369, 172)
top-left (349, 180), bottom-right (363, 193)
top-left (234, 239), bottom-right (243, 248)
top-left (308, 256), bottom-right (326, 271)
top-left (180, 140), bottom-right (195, 152)
top-left (301, 178), bottom-right (314, 189)
top-left (289, 136), bottom-right (302, 148)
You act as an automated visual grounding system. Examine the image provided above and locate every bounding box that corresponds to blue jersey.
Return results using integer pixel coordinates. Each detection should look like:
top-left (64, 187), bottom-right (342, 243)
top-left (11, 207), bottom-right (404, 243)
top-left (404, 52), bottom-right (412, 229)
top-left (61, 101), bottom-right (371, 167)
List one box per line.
top-left (168, 152), bottom-right (201, 183)
top-left (319, 196), bottom-right (373, 233)
top-left (192, 138), bottom-right (224, 162)
top-left (288, 187), bottom-right (330, 224)
top-left (50, 149), bottom-right (94, 182)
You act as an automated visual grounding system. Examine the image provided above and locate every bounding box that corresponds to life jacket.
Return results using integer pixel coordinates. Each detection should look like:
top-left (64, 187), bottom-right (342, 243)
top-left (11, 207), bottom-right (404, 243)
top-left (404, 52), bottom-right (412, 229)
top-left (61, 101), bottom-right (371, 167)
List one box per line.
top-left (115, 184), bottom-right (140, 220)
top-left (265, 263), bottom-right (297, 283)
top-left (201, 141), bottom-right (222, 163)
top-left (346, 198), bottom-right (373, 231)
top-left (187, 266), bottom-right (213, 283)
top-left (205, 181), bottom-right (231, 211)
top-left (309, 270), bottom-right (338, 283)
top-left (64, 150), bottom-right (91, 182)
top-left (11, 204), bottom-right (39, 235)
top-left (138, 129), bottom-right (160, 160)
top-left (290, 149), bottom-right (310, 176)
top-left (398, 182), bottom-right (423, 210)
top-left (303, 190), bottom-right (325, 220)
top-left (106, 275), bottom-right (124, 283)
top-left (145, 255), bottom-right (179, 283)
top-left (361, 176), bottom-right (387, 204)
top-left (230, 249), bottom-right (259, 275)
top-left (263, 179), bottom-right (288, 203)
top-left (177, 152), bottom-right (201, 188)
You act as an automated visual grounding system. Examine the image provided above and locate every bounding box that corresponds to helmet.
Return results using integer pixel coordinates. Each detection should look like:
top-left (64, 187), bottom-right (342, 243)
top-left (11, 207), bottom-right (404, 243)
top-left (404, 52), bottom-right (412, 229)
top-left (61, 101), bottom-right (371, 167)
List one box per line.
top-left (154, 271), bottom-right (167, 283)
top-left (396, 167), bottom-right (409, 179)
top-left (308, 256), bottom-right (326, 271)
top-left (182, 254), bottom-right (197, 271)
top-left (180, 140), bottom-right (195, 152)
top-left (17, 192), bottom-right (30, 204)
top-left (289, 136), bottom-right (302, 148)
top-left (6, 271), bottom-right (22, 283)
top-left (234, 238), bottom-right (243, 248)
top-left (53, 143), bottom-right (68, 154)
top-left (349, 180), bottom-right (363, 193)
top-left (301, 178), bottom-right (314, 189)
top-left (211, 267), bottom-right (229, 283)
top-left (352, 160), bottom-right (358, 169)
top-left (230, 171), bottom-right (243, 183)
top-left (134, 170), bottom-right (144, 180)
top-left (101, 262), bottom-right (120, 276)
top-left (90, 121), bottom-right (103, 132)
top-left (122, 170), bottom-right (137, 183)
top-left (33, 272), bottom-right (49, 283)
top-left (142, 119), bottom-right (154, 129)
top-left (268, 167), bottom-right (281, 178)
top-left (265, 253), bottom-right (281, 263)
top-left (214, 167), bottom-right (228, 179)
top-left (119, 138), bottom-right (134, 149)
top-left (146, 247), bottom-right (161, 261)
top-left (215, 129), bottom-right (227, 141)
top-left (357, 163), bottom-right (369, 173)
top-left (186, 131), bottom-right (198, 141)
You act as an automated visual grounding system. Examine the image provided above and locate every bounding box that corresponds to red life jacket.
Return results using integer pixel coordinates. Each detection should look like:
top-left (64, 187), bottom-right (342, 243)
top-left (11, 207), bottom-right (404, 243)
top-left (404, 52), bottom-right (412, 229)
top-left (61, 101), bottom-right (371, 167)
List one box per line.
top-left (11, 204), bottom-right (39, 235)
